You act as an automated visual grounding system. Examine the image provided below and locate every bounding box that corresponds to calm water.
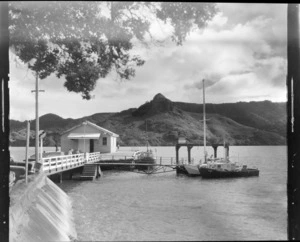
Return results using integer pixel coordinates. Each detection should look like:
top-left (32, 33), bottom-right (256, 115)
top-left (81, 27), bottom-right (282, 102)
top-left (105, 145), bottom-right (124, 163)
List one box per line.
top-left (10, 146), bottom-right (287, 241)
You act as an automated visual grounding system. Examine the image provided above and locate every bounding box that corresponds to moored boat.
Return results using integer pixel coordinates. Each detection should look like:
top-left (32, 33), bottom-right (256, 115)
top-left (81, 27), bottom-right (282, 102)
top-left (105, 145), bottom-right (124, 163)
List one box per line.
top-left (132, 119), bottom-right (157, 171)
top-left (133, 150), bottom-right (156, 163)
top-left (199, 161), bottom-right (259, 178)
top-left (182, 79), bottom-right (206, 177)
top-left (133, 150), bottom-right (156, 171)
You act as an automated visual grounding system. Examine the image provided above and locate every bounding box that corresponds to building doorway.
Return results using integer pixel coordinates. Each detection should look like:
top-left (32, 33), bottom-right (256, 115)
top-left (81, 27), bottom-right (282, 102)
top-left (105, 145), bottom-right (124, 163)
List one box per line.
top-left (90, 139), bottom-right (94, 152)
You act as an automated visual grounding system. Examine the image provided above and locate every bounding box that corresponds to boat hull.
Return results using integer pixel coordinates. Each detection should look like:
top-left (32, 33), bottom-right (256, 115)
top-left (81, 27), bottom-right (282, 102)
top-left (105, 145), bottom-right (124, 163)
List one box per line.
top-left (183, 164), bottom-right (201, 176)
top-left (199, 167), bottom-right (259, 179)
top-left (135, 156), bottom-right (156, 171)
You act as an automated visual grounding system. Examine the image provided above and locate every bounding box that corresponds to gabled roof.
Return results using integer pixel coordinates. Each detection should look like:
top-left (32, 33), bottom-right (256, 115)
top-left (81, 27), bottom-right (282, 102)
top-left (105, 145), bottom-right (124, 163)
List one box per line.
top-left (61, 121), bottom-right (119, 137)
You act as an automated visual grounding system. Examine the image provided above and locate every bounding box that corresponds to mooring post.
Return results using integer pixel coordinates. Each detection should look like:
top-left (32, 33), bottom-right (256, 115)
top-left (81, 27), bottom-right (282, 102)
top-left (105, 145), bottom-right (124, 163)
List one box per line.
top-left (175, 144), bottom-right (180, 175)
top-left (187, 145), bottom-right (193, 164)
top-left (225, 143), bottom-right (230, 160)
top-left (97, 165), bottom-right (102, 178)
top-left (212, 144), bottom-right (218, 158)
top-left (175, 145), bottom-right (180, 165)
top-left (59, 172), bottom-right (62, 183)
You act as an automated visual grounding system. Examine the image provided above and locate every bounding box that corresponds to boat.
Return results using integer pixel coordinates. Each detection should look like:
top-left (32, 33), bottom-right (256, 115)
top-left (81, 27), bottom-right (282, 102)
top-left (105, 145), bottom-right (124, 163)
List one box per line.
top-left (199, 161), bottom-right (259, 178)
top-left (132, 150), bottom-right (156, 171)
top-left (180, 79), bottom-right (260, 179)
top-left (183, 79), bottom-right (207, 176)
top-left (132, 120), bottom-right (156, 171)
top-left (198, 130), bottom-right (260, 178)
top-left (133, 150), bottom-right (156, 162)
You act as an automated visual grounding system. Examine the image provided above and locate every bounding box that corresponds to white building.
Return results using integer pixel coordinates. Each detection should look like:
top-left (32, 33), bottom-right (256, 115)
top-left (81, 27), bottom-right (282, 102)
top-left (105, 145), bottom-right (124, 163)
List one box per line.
top-left (60, 121), bottom-right (119, 154)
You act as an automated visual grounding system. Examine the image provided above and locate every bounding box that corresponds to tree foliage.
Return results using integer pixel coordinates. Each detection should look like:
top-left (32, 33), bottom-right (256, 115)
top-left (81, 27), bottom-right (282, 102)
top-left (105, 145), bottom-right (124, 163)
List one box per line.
top-left (156, 2), bottom-right (217, 45)
top-left (9, 2), bottom-right (217, 99)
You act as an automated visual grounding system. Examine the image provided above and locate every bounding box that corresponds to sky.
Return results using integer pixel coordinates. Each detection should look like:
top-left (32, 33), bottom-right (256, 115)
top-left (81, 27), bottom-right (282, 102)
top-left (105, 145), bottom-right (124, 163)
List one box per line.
top-left (9, 3), bottom-right (289, 121)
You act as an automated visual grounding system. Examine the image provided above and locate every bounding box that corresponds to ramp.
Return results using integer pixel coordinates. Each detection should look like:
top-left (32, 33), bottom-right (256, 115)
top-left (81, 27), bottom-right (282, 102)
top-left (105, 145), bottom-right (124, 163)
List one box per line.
top-left (74, 164), bottom-right (101, 181)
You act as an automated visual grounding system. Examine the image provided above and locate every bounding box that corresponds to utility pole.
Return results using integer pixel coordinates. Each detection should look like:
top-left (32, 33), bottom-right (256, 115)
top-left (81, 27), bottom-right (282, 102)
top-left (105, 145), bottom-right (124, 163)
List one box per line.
top-left (25, 121), bottom-right (30, 183)
top-left (31, 73), bottom-right (44, 171)
top-left (203, 79), bottom-right (207, 163)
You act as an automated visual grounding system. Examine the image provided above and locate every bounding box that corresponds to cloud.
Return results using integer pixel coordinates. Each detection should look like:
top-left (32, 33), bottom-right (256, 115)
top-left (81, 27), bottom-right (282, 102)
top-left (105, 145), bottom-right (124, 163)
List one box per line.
top-left (9, 3), bottom-right (287, 121)
top-left (184, 79), bottom-right (216, 90)
top-left (217, 3), bottom-right (287, 56)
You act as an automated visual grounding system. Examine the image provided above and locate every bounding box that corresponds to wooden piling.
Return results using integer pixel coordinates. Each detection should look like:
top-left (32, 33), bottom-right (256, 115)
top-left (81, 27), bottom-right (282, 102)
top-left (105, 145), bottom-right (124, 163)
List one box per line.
top-left (59, 173), bottom-right (62, 183)
top-left (212, 144), bottom-right (218, 158)
top-left (96, 165), bottom-right (102, 178)
top-left (187, 145), bottom-right (193, 164)
top-left (175, 145), bottom-right (180, 175)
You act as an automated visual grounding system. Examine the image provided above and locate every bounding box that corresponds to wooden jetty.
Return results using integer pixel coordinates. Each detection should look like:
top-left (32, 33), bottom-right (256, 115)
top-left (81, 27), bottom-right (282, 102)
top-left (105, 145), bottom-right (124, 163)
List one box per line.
top-left (39, 149), bottom-right (186, 178)
top-left (38, 147), bottom-right (206, 180)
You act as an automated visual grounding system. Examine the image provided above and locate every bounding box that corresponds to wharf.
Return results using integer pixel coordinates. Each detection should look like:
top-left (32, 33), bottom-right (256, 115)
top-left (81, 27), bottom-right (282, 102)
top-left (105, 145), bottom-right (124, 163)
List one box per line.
top-left (11, 149), bottom-right (193, 184)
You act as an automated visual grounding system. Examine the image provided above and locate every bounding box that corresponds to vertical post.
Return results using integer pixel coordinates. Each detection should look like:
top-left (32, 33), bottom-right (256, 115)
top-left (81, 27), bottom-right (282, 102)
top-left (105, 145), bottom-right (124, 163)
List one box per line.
top-left (35, 72), bottom-right (39, 170)
top-left (203, 79), bottom-right (207, 163)
top-left (212, 144), bottom-right (218, 158)
top-left (287, 4), bottom-right (300, 240)
top-left (175, 145), bottom-right (179, 164)
top-left (187, 145), bottom-right (192, 164)
top-left (40, 136), bottom-right (43, 163)
top-left (25, 121), bottom-right (30, 183)
top-left (175, 144), bottom-right (180, 175)
top-left (83, 121), bottom-right (86, 153)
top-left (59, 173), bottom-right (62, 183)
top-left (223, 142), bottom-right (227, 162)
top-left (226, 144), bottom-right (229, 160)
top-left (97, 165), bottom-right (102, 178)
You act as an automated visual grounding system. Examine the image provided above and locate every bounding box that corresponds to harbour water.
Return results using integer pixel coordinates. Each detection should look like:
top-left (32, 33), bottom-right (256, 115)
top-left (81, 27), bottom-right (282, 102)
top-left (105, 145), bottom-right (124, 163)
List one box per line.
top-left (10, 146), bottom-right (287, 241)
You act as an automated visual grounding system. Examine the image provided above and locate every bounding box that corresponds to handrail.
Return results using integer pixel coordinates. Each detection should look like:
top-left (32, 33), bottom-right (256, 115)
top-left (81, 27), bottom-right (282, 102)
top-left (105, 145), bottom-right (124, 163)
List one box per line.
top-left (41, 152), bottom-right (196, 174)
top-left (87, 152), bottom-right (101, 163)
top-left (42, 152), bottom-right (100, 173)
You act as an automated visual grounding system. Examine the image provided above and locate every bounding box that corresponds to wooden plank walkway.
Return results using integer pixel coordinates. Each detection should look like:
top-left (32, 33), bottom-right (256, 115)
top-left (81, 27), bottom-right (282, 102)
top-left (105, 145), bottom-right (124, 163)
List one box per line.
top-left (41, 150), bottom-right (184, 176)
top-left (42, 152), bottom-right (100, 175)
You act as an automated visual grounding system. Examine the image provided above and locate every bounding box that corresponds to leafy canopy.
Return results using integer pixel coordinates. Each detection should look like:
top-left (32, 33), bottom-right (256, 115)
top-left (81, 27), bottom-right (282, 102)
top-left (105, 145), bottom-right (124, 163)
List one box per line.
top-left (9, 2), bottom-right (217, 99)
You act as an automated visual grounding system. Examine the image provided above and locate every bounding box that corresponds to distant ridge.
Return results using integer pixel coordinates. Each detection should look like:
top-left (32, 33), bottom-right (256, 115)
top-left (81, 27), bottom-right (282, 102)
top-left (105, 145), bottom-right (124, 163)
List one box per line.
top-left (9, 94), bottom-right (287, 147)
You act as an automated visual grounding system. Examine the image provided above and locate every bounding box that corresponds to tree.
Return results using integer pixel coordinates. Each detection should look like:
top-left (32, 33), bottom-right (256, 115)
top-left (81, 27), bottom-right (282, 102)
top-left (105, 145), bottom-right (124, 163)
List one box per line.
top-left (9, 1), bottom-right (218, 99)
top-left (9, 2), bottom-right (217, 168)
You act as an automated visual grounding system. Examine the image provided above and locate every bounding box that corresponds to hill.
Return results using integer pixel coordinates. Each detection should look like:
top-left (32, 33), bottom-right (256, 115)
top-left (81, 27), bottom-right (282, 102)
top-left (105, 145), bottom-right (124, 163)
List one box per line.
top-left (9, 94), bottom-right (287, 146)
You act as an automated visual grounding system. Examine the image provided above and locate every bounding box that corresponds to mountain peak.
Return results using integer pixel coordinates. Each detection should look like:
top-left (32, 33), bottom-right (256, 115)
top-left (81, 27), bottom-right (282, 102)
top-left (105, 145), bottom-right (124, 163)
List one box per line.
top-left (153, 93), bottom-right (167, 101)
top-left (132, 93), bottom-right (175, 117)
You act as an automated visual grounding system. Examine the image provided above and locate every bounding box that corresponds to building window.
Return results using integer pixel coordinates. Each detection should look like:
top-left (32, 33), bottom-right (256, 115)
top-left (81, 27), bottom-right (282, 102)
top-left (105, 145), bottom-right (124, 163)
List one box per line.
top-left (103, 137), bottom-right (107, 146)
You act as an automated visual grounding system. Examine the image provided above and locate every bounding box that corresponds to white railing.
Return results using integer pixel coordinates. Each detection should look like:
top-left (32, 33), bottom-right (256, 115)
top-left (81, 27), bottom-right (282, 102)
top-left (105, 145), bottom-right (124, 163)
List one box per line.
top-left (42, 152), bottom-right (101, 173)
top-left (99, 153), bottom-right (133, 161)
top-left (41, 152), bottom-right (192, 173)
top-left (87, 152), bottom-right (101, 163)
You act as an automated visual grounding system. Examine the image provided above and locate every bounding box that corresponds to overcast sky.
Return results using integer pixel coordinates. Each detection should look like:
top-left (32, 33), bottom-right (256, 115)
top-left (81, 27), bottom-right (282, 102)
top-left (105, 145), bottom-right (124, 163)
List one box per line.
top-left (10, 3), bottom-right (288, 121)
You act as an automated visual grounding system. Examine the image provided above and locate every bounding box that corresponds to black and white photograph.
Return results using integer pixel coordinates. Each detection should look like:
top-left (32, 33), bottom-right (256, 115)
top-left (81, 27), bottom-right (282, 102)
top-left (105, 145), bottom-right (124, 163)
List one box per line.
top-left (2, 1), bottom-right (298, 241)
